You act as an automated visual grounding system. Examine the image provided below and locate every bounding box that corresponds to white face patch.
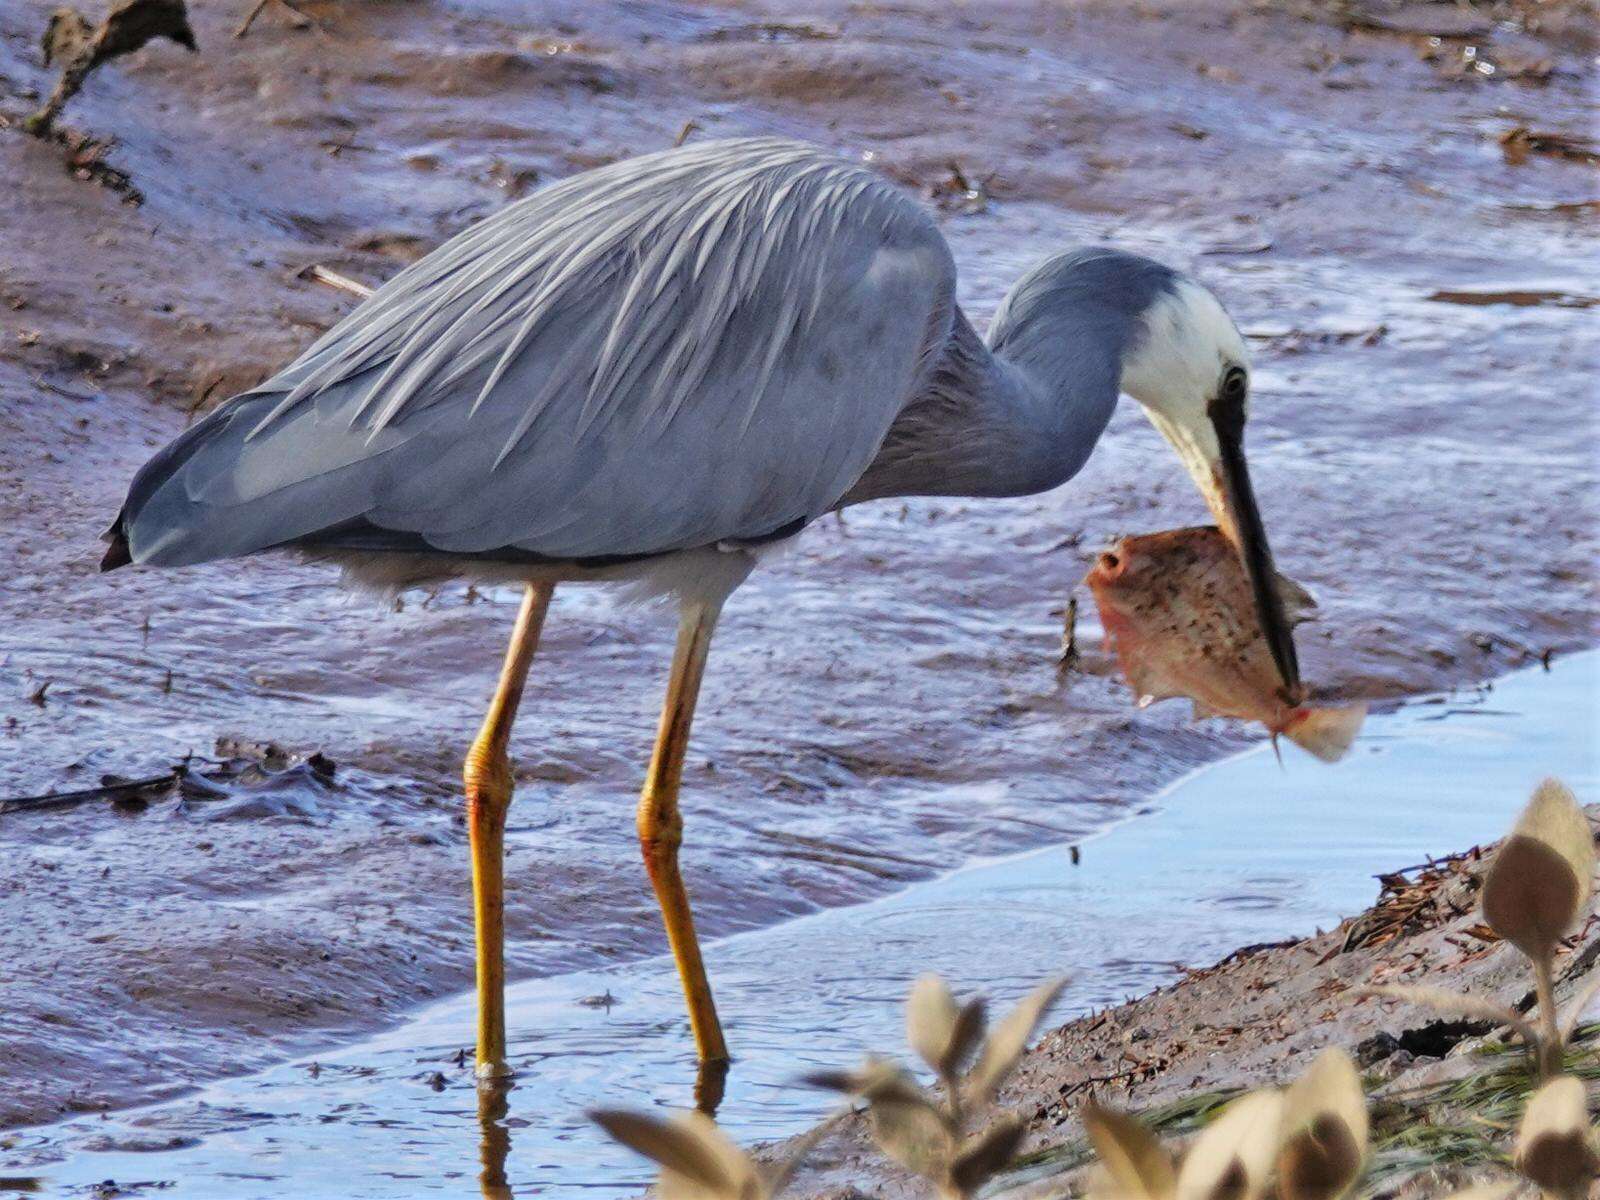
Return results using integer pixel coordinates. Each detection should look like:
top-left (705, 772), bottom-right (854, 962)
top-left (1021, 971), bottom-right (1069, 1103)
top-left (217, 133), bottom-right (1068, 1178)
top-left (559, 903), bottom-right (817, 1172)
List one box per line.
top-left (1118, 279), bottom-right (1251, 532)
top-left (1118, 278), bottom-right (1250, 426)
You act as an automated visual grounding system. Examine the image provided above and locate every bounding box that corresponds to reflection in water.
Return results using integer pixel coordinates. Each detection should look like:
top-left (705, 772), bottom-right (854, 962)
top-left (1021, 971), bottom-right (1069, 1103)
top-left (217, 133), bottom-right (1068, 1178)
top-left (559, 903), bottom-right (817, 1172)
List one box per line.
top-left (5, 654), bottom-right (1595, 1197)
top-left (696, 1057), bottom-right (731, 1116)
top-left (478, 1083), bottom-right (513, 1200)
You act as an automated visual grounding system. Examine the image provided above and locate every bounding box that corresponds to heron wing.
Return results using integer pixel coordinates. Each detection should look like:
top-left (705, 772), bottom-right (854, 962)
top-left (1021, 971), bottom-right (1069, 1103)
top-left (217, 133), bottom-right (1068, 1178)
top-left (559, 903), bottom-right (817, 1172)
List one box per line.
top-left (122, 138), bottom-right (955, 566)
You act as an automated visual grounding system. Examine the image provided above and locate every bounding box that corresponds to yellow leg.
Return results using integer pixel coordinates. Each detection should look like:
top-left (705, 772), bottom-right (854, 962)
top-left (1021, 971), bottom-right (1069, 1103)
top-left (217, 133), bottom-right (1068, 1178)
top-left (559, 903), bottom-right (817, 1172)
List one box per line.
top-left (637, 599), bottom-right (730, 1066)
top-left (466, 582), bottom-right (555, 1082)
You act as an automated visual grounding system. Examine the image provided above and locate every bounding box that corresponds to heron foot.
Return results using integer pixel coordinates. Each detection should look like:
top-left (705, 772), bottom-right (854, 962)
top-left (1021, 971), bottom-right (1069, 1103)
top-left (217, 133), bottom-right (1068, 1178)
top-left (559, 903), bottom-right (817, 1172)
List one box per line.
top-left (475, 1057), bottom-right (515, 1084)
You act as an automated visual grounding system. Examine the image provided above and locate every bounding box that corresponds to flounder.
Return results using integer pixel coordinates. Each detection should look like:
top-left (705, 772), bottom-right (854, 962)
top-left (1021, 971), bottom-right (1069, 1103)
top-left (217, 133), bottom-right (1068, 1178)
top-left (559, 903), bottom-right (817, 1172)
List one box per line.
top-left (1085, 526), bottom-right (1364, 762)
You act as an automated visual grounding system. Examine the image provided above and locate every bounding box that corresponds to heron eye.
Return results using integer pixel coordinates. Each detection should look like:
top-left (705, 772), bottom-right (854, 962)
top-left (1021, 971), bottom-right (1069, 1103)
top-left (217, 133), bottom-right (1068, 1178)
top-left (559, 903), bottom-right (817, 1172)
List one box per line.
top-left (1221, 368), bottom-right (1248, 403)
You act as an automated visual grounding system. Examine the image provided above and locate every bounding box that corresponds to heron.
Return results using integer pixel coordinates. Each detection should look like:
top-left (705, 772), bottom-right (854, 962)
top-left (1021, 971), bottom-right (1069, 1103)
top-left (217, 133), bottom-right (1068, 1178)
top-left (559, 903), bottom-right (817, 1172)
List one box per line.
top-left (101, 136), bottom-right (1299, 1087)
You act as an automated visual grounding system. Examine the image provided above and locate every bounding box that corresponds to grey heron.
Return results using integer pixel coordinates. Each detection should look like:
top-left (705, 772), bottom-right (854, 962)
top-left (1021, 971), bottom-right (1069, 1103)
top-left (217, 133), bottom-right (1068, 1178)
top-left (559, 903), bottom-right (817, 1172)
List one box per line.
top-left (101, 136), bottom-right (1300, 1086)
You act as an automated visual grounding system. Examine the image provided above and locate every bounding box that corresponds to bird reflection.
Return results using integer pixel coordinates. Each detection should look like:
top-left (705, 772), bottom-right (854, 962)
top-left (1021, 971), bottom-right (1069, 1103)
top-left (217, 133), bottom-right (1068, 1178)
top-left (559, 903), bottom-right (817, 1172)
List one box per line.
top-left (477, 1080), bottom-right (513, 1200)
top-left (695, 1056), bottom-right (729, 1116)
top-left (471, 1044), bottom-right (728, 1194)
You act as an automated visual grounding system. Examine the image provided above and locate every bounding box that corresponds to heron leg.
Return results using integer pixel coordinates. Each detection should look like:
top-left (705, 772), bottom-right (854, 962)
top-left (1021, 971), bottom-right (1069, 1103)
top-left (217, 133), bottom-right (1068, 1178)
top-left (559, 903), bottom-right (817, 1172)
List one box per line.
top-left (465, 581), bottom-right (555, 1082)
top-left (637, 598), bottom-right (730, 1067)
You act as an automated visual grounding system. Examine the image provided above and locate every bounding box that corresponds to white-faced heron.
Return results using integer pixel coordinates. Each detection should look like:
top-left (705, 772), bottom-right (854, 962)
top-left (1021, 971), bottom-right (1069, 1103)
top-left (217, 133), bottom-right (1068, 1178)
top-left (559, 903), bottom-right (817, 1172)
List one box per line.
top-left (102, 136), bottom-right (1299, 1086)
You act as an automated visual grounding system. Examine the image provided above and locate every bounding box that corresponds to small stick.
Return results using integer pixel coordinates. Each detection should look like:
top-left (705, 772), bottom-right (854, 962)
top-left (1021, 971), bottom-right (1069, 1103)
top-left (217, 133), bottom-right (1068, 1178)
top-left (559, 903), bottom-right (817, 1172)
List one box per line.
top-left (1057, 596), bottom-right (1080, 672)
top-left (297, 264), bottom-right (374, 299)
top-left (236, 0), bottom-right (313, 39)
top-left (0, 768), bottom-right (183, 815)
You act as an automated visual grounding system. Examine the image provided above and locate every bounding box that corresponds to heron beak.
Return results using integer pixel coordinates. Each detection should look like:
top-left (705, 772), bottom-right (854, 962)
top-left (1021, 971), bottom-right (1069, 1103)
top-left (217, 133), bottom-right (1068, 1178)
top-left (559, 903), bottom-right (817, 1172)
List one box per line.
top-left (1146, 403), bottom-right (1302, 699)
top-left (1210, 411), bottom-right (1301, 698)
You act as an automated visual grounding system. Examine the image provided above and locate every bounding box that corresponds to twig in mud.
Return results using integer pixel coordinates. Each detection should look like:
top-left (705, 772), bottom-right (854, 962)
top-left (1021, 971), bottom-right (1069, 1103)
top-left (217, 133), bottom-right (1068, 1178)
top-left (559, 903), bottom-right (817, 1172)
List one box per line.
top-left (1057, 597), bottom-right (1080, 674)
top-left (22, 124), bottom-right (144, 204)
top-left (295, 263), bottom-right (375, 300)
top-left (184, 372), bottom-right (227, 425)
top-left (1, 741), bottom-right (337, 817)
top-left (235, 0), bottom-right (314, 38)
top-left (1057, 1056), bottom-right (1171, 1101)
top-left (0, 767), bottom-right (184, 815)
top-left (1499, 127), bottom-right (1600, 169)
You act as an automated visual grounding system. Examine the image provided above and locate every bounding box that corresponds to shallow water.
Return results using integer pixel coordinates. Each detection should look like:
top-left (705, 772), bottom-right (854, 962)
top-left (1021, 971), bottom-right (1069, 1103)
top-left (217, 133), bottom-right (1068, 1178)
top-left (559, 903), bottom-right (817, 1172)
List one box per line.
top-left (6, 651), bottom-right (1594, 1198)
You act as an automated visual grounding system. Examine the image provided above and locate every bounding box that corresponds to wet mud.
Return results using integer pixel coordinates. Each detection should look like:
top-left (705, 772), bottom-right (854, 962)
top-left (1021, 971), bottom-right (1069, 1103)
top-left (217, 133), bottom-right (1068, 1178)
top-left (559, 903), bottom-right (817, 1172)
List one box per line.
top-left (0, 0), bottom-right (1596, 1150)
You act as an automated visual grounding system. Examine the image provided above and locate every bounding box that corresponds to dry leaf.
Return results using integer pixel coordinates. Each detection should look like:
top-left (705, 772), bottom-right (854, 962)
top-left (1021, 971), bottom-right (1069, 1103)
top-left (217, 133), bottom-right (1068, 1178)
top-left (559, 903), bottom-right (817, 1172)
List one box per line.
top-left (949, 1115), bottom-right (1028, 1193)
top-left (944, 998), bottom-right (988, 1078)
top-left (803, 1058), bottom-right (934, 1109)
top-left (966, 977), bottom-right (1066, 1102)
top-left (590, 1109), bottom-right (749, 1198)
top-left (870, 1095), bottom-right (956, 1180)
top-left (1276, 1049), bottom-right (1368, 1200)
top-left (1084, 1101), bottom-right (1178, 1200)
top-left (762, 1113), bottom-right (843, 1197)
top-left (908, 974), bottom-right (962, 1074)
top-left (1515, 1075), bottom-right (1598, 1199)
top-left (1175, 1089), bottom-right (1284, 1200)
top-left (1483, 779), bottom-right (1594, 963)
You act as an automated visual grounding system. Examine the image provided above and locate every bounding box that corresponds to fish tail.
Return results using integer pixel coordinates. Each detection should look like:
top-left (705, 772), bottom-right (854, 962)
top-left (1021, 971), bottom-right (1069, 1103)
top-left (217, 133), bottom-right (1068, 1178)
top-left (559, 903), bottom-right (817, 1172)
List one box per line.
top-left (1282, 703), bottom-right (1367, 763)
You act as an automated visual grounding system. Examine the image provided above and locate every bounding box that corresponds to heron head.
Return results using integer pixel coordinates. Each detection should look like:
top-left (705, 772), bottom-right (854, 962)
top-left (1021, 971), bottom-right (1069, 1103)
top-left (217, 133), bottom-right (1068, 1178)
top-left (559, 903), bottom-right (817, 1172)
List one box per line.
top-left (1120, 277), bottom-right (1302, 697)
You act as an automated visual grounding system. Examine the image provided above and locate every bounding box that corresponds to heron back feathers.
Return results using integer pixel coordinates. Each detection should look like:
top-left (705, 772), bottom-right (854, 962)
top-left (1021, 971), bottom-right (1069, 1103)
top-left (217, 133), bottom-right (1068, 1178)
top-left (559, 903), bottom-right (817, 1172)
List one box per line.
top-left (109, 138), bottom-right (955, 570)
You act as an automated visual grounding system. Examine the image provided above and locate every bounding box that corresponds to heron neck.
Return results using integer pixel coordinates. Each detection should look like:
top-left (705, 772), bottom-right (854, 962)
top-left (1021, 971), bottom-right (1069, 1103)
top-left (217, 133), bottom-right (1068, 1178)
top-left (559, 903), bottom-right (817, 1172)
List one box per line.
top-left (985, 342), bottom-right (1119, 494)
top-left (843, 309), bottom-right (1118, 505)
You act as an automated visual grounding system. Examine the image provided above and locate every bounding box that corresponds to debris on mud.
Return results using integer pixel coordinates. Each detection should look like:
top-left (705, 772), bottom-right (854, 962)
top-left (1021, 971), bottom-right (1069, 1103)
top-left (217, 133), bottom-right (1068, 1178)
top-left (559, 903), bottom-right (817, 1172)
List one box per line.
top-left (0, 766), bottom-right (182, 814)
top-left (1334, 848), bottom-right (1488, 955)
top-left (1427, 287), bottom-right (1599, 309)
top-left (925, 161), bottom-right (993, 214)
top-left (1243, 323), bottom-right (1388, 351)
top-left (24, 0), bottom-right (196, 136)
top-left (1419, 38), bottom-right (1554, 84)
top-left (294, 263), bottom-right (376, 300)
top-left (697, 21), bottom-right (842, 45)
top-left (0, 739), bottom-right (337, 819)
top-left (1498, 126), bottom-right (1600, 167)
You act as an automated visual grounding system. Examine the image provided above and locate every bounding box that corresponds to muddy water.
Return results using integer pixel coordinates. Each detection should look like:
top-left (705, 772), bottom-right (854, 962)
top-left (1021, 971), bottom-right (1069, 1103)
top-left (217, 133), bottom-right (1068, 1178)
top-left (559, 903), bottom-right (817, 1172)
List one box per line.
top-left (4, 653), bottom-right (1594, 1197)
top-left (0, 0), bottom-right (1597, 1164)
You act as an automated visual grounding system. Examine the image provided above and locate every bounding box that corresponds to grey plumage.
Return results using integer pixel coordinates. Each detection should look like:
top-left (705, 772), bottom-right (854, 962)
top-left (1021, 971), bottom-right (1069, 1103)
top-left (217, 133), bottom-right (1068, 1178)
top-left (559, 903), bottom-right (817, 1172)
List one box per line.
top-left (845, 249), bottom-right (1175, 504)
top-left (106, 138), bottom-right (1181, 589)
top-left (96, 137), bottom-right (1292, 1081)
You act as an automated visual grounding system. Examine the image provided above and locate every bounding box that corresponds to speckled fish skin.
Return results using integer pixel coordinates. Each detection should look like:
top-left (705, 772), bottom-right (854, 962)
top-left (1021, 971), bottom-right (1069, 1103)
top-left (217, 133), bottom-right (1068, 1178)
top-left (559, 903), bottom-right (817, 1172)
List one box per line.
top-left (1085, 526), bottom-right (1364, 762)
